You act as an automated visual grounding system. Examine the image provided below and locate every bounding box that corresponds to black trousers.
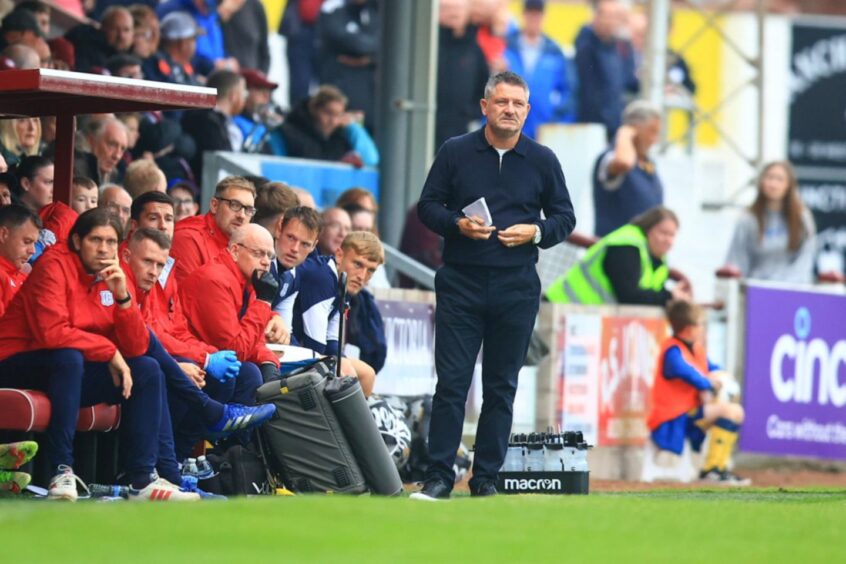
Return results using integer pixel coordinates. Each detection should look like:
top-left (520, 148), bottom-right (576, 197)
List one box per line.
top-left (425, 263), bottom-right (540, 489)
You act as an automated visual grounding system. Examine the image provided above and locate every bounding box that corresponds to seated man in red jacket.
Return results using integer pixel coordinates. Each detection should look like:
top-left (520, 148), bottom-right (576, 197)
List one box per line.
top-left (181, 223), bottom-right (285, 385)
top-left (0, 209), bottom-right (198, 501)
top-left (170, 176), bottom-right (257, 284)
top-left (122, 225), bottom-right (275, 459)
top-left (647, 300), bottom-right (749, 485)
top-left (0, 205), bottom-right (41, 317)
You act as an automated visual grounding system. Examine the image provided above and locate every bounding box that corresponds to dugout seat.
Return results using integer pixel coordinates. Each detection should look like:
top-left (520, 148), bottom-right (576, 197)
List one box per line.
top-left (0, 389), bottom-right (120, 432)
top-left (0, 389), bottom-right (122, 486)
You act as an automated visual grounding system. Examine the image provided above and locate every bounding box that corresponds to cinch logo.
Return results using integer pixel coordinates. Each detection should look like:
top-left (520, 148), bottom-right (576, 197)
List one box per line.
top-left (770, 307), bottom-right (846, 406)
top-left (503, 478), bottom-right (562, 491)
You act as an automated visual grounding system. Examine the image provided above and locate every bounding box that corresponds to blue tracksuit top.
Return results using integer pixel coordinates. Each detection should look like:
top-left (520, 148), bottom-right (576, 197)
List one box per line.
top-left (417, 127), bottom-right (576, 268)
top-left (288, 253), bottom-right (343, 356)
top-left (504, 32), bottom-right (576, 139)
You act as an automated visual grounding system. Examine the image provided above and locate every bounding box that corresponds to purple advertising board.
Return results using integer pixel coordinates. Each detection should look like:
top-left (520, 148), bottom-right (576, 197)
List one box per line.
top-left (741, 285), bottom-right (846, 459)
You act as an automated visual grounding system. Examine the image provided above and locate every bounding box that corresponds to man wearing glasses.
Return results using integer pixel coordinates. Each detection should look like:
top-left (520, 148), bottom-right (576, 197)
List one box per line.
top-left (170, 176), bottom-right (257, 284)
top-left (180, 223), bottom-right (285, 385)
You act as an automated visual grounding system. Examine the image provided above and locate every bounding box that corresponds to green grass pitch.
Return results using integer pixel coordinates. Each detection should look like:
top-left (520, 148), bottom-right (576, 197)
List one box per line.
top-left (2, 489), bottom-right (845, 562)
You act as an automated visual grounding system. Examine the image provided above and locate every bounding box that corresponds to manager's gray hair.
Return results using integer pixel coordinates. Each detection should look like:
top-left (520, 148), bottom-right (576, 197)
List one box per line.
top-left (483, 71), bottom-right (530, 100)
top-left (622, 100), bottom-right (662, 126)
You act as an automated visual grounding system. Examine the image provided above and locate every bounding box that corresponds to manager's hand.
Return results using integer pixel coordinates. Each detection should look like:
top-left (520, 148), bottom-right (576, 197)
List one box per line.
top-left (457, 215), bottom-right (496, 240)
top-left (498, 224), bottom-right (536, 248)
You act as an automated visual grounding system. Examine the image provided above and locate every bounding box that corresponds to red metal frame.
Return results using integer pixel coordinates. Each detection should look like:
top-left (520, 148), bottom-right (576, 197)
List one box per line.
top-left (0, 68), bottom-right (216, 202)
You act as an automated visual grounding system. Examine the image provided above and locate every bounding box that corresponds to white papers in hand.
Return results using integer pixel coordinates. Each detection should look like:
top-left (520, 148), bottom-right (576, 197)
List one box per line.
top-left (461, 197), bottom-right (493, 227)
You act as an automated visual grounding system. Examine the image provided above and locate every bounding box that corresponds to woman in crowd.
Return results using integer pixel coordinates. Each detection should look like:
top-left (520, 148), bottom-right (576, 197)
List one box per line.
top-left (0, 118), bottom-right (42, 168)
top-left (546, 206), bottom-right (691, 305)
top-left (723, 161), bottom-right (816, 284)
top-left (14, 155), bottom-right (77, 245)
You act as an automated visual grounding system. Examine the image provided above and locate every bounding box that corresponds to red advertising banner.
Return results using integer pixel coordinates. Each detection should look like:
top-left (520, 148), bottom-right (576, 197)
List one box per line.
top-left (597, 316), bottom-right (668, 446)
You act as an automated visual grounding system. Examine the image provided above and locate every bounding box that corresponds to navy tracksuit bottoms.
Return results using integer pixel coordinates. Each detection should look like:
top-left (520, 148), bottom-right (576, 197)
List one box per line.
top-left (0, 348), bottom-right (164, 486)
top-left (425, 263), bottom-right (540, 490)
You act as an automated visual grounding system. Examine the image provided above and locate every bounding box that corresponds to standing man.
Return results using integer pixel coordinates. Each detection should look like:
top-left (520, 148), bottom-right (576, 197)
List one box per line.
top-left (414, 71), bottom-right (576, 499)
top-left (592, 100), bottom-right (663, 237)
top-left (504, 0), bottom-right (576, 140)
top-left (574, 0), bottom-right (638, 141)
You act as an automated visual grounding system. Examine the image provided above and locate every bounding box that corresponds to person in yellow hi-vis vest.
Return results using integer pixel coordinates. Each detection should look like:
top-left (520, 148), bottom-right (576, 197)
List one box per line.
top-left (546, 206), bottom-right (691, 305)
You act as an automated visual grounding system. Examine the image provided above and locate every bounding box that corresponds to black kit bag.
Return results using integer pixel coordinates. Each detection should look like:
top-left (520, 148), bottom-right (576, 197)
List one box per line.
top-left (202, 444), bottom-right (270, 496)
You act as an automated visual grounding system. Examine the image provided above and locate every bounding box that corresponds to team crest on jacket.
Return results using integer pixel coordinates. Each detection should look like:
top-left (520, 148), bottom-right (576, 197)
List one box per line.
top-left (100, 290), bottom-right (114, 306)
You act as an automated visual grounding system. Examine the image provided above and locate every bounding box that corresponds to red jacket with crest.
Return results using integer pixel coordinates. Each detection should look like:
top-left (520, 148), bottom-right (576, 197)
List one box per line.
top-left (0, 245), bottom-right (149, 362)
top-left (179, 251), bottom-right (278, 367)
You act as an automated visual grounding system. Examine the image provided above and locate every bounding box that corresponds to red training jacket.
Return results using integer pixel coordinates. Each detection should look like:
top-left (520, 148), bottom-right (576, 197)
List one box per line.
top-left (124, 255), bottom-right (217, 365)
top-left (0, 255), bottom-right (27, 318)
top-left (179, 251), bottom-right (278, 366)
top-left (0, 245), bottom-right (149, 362)
top-left (647, 337), bottom-right (709, 430)
top-left (39, 201), bottom-right (78, 244)
top-left (170, 213), bottom-right (229, 285)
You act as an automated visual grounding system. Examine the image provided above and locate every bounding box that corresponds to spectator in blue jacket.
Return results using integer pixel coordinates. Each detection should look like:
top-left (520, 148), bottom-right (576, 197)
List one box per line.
top-left (157, 0), bottom-right (239, 73)
top-left (503, 0), bottom-right (575, 140)
top-left (574, 0), bottom-right (638, 141)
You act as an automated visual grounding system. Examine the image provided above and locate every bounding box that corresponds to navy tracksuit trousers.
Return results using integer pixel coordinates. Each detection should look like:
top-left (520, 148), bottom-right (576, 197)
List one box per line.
top-left (0, 349), bottom-right (164, 486)
top-left (169, 357), bottom-right (263, 461)
top-left (425, 263), bottom-right (540, 490)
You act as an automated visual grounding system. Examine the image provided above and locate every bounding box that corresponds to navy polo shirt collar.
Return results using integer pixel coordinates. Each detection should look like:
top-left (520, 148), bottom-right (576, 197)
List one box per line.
top-left (474, 127), bottom-right (529, 157)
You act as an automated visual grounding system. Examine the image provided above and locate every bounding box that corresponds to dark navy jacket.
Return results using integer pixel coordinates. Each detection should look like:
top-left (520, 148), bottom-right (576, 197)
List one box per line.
top-left (574, 25), bottom-right (639, 140)
top-left (418, 128), bottom-right (576, 268)
top-left (592, 148), bottom-right (663, 237)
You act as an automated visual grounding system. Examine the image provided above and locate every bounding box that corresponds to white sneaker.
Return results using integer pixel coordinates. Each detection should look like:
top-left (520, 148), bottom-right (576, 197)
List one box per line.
top-left (129, 478), bottom-right (201, 502)
top-left (48, 465), bottom-right (89, 501)
top-left (699, 468), bottom-right (752, 487)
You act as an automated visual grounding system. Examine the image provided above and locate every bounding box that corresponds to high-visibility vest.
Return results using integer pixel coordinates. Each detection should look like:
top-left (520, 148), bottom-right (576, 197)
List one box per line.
top-left (546, 224), bottom-right (669, 304)
top-left (647, 337), bottom-right (709, 430)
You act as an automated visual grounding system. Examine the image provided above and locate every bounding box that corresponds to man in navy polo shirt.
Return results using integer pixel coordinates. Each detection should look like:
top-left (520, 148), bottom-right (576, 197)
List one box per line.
top-left (592, 99), bottom-right (663, 237)
top-left (413, 71), bottom-right (576, 500)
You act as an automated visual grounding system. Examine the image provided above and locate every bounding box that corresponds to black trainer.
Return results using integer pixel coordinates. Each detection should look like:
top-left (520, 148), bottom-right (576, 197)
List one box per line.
top-left (409, 479), bottom-right (452, 501)
top-left (470, 481), bottom-right (497, 498)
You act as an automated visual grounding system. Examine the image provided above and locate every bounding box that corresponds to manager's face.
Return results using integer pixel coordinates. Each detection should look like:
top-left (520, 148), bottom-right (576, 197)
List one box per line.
top-left (481, 82), bottom-right (530, 138)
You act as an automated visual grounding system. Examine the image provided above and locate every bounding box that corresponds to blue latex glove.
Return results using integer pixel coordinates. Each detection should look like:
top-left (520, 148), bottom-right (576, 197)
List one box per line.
top-left (28, 229), bottom-right (56, 265)
top-left (28, 240), bottom-right (45, 265)
top-left (205, 350), bottom-right (241, 383)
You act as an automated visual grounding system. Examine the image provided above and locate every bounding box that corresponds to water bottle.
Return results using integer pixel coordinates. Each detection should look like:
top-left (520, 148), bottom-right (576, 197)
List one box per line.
top-left (561, 432), bottom-right (578, 472)
top-left (88, 483), bottom-right (131, 499)
top-left (502, 435), bottom-right (524, 472)
top-left (182, 457), bottom-right (199, 475)
top-left (196, 455), bottom-right (215, 480)
top-left (525, 443), bottom-right (545, 472)
top-left (544, 440), bottom-right (564, 472)
top-left (181, 457), bottom-right (199, 489)
top-left (574, 434), bottom-right (590, 473)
